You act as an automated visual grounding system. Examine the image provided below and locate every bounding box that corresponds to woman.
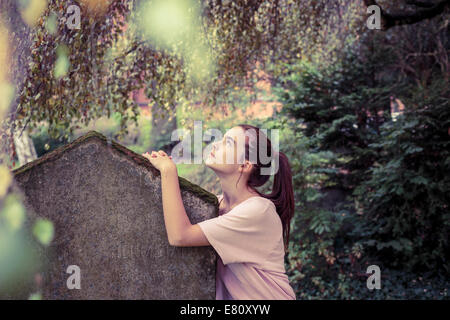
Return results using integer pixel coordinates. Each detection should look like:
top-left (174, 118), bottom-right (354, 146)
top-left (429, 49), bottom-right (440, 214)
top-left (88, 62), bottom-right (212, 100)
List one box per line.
top-left (142, 124), bottom-right (296, 300)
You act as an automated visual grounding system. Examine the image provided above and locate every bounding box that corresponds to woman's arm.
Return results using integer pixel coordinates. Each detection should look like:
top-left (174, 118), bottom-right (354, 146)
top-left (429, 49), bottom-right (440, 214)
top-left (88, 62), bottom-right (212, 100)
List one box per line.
top-left (142, 150), bottom-right (210, 247)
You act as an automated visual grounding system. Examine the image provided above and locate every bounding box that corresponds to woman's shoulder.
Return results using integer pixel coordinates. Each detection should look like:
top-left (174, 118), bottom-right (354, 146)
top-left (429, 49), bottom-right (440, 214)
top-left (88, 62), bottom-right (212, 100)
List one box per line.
top-left (216, 195), bottom-right (277, 219)
top-left (237, 196), bottom-right (277, 218)
top-left (246, 196), bottom-right (276, 209)
top-left (245, 197), bottom-right (281, 224)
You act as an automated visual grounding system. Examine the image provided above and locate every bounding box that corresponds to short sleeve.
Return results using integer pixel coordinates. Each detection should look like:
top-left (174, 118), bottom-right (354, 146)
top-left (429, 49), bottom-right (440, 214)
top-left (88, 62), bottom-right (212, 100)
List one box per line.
top-left (197, 197), bottom-right (280, 265)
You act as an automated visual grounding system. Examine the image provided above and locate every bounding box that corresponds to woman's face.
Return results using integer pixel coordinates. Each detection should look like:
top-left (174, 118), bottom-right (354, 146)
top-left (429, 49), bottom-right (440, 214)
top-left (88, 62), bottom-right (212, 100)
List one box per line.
top-left (205, 126), bottom-right (247, 175)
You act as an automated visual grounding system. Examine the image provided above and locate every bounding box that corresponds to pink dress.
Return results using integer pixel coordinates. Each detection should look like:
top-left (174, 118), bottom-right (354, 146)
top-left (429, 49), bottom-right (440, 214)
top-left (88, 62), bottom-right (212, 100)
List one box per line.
top-left (197, 195), bottom-right (296, 300)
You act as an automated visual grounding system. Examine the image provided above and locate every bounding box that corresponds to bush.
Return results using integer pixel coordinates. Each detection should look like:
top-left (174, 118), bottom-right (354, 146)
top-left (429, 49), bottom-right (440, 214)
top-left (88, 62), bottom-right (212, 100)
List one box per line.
top-left (271, 40), bottom-right (449, 298)
top-left (354, 77), bottom-right (450, 273)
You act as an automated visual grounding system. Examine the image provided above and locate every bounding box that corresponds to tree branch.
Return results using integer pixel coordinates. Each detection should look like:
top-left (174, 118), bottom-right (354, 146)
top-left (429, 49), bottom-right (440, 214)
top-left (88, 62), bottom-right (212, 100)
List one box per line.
top-left (406, 0), bottom-right (438, 8)
top-left (114, 41), bottom-right (146, 62)
top-left (364, 0), bottom-right (449, 29)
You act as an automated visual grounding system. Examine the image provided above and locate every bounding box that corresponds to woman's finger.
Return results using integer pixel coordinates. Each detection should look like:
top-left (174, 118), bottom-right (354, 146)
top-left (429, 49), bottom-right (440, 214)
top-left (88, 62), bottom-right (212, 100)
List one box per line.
top-left (158, 150), bottom-right (167, 157)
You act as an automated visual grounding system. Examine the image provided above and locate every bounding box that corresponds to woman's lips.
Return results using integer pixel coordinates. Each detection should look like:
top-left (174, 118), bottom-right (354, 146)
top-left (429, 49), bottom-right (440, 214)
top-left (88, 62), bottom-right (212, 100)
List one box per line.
top-left (210, 151), bottom-right (215, 158)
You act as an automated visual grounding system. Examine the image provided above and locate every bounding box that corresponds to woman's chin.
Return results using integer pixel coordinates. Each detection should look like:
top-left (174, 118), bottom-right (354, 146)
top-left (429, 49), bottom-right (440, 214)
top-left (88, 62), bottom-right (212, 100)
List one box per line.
top-left (205, 160), bottom-right (216, 169)
top-left (204, 154), bottom-right (216, 167)
top-left (205, 160), bottom-right (222, 173)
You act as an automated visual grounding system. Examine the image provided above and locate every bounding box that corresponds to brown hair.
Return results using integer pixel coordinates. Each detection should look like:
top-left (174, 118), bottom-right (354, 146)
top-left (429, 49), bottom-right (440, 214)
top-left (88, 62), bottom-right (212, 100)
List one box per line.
top-left (237, 124), bottom-right (295, 250)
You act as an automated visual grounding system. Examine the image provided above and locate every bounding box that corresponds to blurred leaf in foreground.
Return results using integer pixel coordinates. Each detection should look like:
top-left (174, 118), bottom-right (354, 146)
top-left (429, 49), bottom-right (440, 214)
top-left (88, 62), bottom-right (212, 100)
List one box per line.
top-left (0, 166), bottom-right (12, 198)
top-left (0, 20), bottom-right (15, 118)
top-left (54, 45), bottom-right (70, 79)
top-left (19, 0), bottom-right (48, 27)
top-left (32, 219), bottom-right (54, 246)
top-left (1, 194), bottom-right (26, 231)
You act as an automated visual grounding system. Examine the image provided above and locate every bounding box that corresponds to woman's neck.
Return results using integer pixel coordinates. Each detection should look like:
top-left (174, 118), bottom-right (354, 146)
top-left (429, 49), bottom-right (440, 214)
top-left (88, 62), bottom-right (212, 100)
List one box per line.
top-left (218, 172), bottom-right (259, 209)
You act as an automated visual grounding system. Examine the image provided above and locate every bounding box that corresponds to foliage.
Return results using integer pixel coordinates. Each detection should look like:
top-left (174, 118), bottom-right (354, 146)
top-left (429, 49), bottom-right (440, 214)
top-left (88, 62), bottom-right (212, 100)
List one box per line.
top-left (2, 0), bottom-right (366, 162)
top-left (0, 191), bottom-right (52, 298)
top-left (0, 15), bottom-right (53, 299)
top-left (15, 0), bottom-right (135, 142)
top-left (272, 16), bottom-right (449, 297)
top-left (2, 0), bottom-right (449, 300)
top-left (354, 78), bottom-right (450, 273)
top-left (275, 43), bottom-right (397, 189)
top-left (31, 124), bottom-right (70, 157)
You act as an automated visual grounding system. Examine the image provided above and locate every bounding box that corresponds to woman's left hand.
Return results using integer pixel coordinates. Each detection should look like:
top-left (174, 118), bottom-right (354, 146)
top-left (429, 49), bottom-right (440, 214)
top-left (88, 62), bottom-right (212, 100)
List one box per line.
top-left (142, 150), bottom-right (176, 173)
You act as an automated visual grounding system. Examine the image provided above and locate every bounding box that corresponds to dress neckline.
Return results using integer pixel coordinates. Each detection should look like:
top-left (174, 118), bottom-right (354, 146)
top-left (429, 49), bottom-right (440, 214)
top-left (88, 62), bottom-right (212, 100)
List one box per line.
top-left (218, 195), bottom-right (263, 216)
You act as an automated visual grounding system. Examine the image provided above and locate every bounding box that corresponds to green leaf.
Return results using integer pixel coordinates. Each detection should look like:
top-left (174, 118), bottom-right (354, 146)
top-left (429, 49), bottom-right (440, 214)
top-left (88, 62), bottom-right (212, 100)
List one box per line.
top-left (410, 176), bottom-right (428, 185)
top-left (1, 194), bottom-right (26, 231)
top-left (45, 13), bottom-right (58, 35)
top-left (32, 219), bottom-right (54, 246)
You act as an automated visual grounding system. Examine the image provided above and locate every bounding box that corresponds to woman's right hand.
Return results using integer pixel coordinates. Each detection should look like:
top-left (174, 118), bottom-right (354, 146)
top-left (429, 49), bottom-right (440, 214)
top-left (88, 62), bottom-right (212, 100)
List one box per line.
top-left (142, 150), bottom-right (176, 173)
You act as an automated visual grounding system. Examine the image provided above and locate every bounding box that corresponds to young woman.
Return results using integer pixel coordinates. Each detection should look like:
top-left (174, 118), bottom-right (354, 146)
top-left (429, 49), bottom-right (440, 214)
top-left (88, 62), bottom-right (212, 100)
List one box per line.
top-left (142, 124), bottom-right (296, 300)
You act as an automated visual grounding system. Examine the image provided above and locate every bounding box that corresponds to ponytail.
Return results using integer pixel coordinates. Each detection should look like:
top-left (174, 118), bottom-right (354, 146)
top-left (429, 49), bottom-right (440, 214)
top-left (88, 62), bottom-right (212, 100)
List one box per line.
top-left (238, 124), bottom-right (295, 250)
top-left (263, 151), bottom-right (295, 250)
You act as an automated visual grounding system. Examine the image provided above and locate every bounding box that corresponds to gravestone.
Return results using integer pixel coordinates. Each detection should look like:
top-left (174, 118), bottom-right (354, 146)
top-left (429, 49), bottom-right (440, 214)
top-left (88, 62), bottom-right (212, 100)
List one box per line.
top-left (12, 131), bottom-right (218, 299)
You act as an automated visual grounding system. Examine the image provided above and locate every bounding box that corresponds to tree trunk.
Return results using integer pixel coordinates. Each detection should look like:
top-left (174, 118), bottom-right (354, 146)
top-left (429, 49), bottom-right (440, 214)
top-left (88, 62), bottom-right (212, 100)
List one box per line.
top-left (12, 130), bottom-right (38, 165)
top-left (1, 0), bottom-right (38, 165)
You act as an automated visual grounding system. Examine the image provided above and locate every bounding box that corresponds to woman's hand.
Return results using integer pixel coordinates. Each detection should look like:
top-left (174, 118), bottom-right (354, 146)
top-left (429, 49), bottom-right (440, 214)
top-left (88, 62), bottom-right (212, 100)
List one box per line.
top-left (142, 150), bottom-right (176, 173)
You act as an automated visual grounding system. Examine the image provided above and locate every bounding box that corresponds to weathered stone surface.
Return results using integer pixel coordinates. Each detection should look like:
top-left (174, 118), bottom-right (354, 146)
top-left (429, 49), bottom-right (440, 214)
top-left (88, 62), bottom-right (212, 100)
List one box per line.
top-left (12, 131), bottom-right (218, 299)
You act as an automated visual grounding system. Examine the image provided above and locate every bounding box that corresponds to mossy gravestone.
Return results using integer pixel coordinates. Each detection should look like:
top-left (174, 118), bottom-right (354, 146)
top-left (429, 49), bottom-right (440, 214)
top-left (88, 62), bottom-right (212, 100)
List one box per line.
top-left (12, 131), bottom-right (218, 299)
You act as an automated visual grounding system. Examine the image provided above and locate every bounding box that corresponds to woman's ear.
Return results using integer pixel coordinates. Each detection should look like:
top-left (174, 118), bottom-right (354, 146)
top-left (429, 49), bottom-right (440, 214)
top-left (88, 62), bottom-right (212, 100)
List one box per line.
top-left (239, 160), bottom-right (253, 173)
